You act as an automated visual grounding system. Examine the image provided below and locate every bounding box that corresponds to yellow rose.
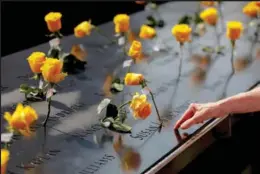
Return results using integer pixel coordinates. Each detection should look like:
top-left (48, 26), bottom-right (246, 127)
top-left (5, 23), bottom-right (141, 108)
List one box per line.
top-left (200, 7), bottom-right (218, 26)
top-left (128, 40), bottom-right (142, 59)
top-left (130, 93), bottom-right (152, 120)
top-left (200, 1), bottom-right (216, 7)
top-left (71, 45), bottom-right (87, 62)
top-left (113, 14), bottom-right (130, 33)
top-left (130, 93), bottom-right (147, 110)
top-left (172, 24), bottom-right (192, 44)
top-left (4, 103), bottom-right (38, 136)
top-left (44, 12), bottom-right (62, 32)
top-left (226, 21), bottom-right (244, 41)
top-left (243, 2), bottom-right (259, 18)
top-left (124, 73), bottom-right (144, 86)
top-left (27, 52), bottom-right (46, 74)
top-left (1, 149), bottom-right (9, 174)
top-left (41, 58), bottom-right (67, 84)
top-left (139, 25), bottom-right (156, 39)
top-left (74, 20), bottom-right (93, 38)
top-left (256, 2), bottom-right (260, 7)
top-left (133, 102), bottom-right (152, 120)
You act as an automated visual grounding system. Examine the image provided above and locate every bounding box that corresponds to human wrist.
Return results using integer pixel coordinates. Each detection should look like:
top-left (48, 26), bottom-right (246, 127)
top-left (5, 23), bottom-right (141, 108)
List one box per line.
top-left (215, 99), bottom-right (230, 117)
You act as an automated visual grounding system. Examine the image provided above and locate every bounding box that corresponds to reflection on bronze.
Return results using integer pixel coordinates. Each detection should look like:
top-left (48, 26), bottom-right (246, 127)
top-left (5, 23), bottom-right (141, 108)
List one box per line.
top-left (191, 54), bottom-right (211, 70)
top-left (127, 30), bottom-right (138, 44)
top-left (70, 45), bottom-right (87, 62)
top-left (256, 47), bottom-right (260, 60)
top-left (113, 135), bottom-right (141, 172)
top-left (190, 67), bottom-right (206, 85)
top-left (233, 58), bottom-right (250, 73)
top-left (174, 130), bottom-right (189, 143)
top-left (102, 74), bottom-right (113, 97)
top-left (135, 53), bottom-right (149, 64)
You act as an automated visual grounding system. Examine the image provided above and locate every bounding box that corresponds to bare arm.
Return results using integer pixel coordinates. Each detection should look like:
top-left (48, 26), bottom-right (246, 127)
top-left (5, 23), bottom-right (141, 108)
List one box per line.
top-left (217, 87), bottom-right (260, 115)
top-left (174, 87), bottom-right (260, 129)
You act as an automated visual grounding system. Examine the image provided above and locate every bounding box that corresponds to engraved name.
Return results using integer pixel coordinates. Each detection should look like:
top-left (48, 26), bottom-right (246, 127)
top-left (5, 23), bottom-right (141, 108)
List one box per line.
top-left (16, 149), bottom-right (61, 170)
top-left (71, 124), bottom-right (103, 140)
top-left (47, 102), bottom-right (86, 124)
top-left (130, 122), bottom-right (161, 140)
top-left (152, 78), bottom-right (178, 97)
top-left (78, 154), bottom-right (115, 174)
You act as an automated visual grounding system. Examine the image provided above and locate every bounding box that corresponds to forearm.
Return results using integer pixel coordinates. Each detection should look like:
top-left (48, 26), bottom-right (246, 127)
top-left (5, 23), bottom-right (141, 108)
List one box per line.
top-left (217, 87), bottom-right (260, 115)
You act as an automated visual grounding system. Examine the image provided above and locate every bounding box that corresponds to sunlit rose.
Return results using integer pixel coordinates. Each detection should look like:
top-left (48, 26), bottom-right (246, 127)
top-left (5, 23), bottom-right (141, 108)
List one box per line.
top-left (44, 12), bottom-right (62, 32)
top-left (139, 25), bottom-right (156, 39)
top-left (27, 52), bottom-right (46, 74)
top-left (128, 40), bottom-right (143, 59)
top-left (113, 14), bottom-right (130, 33)
top-left (124, 73), bottom-right (144, 85)
top-left (172, 24), bottom-right (192, 44)
top-left (74, 20), bottom-right (93, 38)
top-left (41, 58), bottom-right (67, 84)
top-left (130, 93), bottom-right (152, 120)
top-left (226, 21), bottom-right (243, 41)
top-left (243, 2), bottom-right (259, 18)
top-left (4, 103), bottom-right (38, 136)
top-left (200, 7), bottom-right (218, 26)
top-left (1, 149), bottom-right (10, 174)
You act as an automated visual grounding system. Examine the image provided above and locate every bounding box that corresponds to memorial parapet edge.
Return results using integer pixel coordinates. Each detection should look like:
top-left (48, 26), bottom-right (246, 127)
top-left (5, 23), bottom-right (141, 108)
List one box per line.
top-left (1, 1), bottom-right (260, 174)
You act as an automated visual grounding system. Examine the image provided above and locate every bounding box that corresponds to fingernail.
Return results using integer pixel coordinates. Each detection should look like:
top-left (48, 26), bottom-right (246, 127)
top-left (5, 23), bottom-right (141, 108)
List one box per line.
top-left (180, 124), bottom-right (188, 129)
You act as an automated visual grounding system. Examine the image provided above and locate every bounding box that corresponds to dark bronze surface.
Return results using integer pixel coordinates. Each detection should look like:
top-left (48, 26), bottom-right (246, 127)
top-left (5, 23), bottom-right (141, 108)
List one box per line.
top-left (1, 1), bottom-right (260, 174)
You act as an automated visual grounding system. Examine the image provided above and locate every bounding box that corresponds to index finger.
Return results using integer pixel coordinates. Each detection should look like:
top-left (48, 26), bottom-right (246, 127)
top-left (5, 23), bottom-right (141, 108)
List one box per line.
top-left (174, 105), bottom-right (196, 129)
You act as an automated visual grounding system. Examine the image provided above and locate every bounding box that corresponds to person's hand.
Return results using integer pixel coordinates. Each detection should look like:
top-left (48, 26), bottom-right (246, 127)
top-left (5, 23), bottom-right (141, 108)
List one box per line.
top-left (174, 102), bottom-right (228, 130)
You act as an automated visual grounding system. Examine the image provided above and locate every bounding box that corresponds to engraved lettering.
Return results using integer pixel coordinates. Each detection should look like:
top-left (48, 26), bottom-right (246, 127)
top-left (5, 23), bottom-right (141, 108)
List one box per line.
top-left (79, 169), bottom-right (94, 174)
top-left (50, 102), bottom-right (86, 124)
top-left (1, 85), bottom-right (9, 92)
top-left (130, 122), bottom-right (160, 140)
top-left (16, 149), bottom-right (61, 170)
top-left (78, 154), bottom-right (115, 174)
top-left (7, 171), bottom-right (19, 174)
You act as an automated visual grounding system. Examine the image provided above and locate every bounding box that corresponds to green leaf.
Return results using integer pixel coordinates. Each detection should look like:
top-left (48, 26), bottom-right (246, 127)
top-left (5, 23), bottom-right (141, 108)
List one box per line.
top-left (30, 74), bottom-right (39, 80)
top-left (112, 121), bottom-right (132, 133)
top-left (111, 83), bottom-right (124, 92)
top-left (194, 12), bottom-right (203, 25)
top-left (216, 46), bottom-right (225, 52)
top-left (115, 109), bottom-right (127, 122)
top-left (150, 3), bottom-right (157, 9)
top-left (19, 84), bottom-right (31, 94)
top-left (112, 78), bottom-right (121, 84)
top-left (202, 46), bottom-right (215, 54)
top-left (178, 15), bottom-right (192, 25)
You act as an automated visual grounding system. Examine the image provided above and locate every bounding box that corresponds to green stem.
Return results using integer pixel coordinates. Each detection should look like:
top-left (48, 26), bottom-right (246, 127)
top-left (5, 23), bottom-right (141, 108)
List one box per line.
top-left (222, 41), bottom-right (235, 98)
top-left (127, 65), bottom-right (131, 73)
top-left (214, 25), bottom-right (220, 47)
top-left (43, 83), bottom-right (54, 127)
top-left (143, 82), bottom-right (162, 122)
top-left (218, 3), bottom-right (224, 32)
top-left (123, 32), bottom-right (128, 56)
top-left (43, 99), bottom-right (52, 127)
top-left (4, 143), bottom-right (8, 149)
top-left (118, 100), bottom-right (131, 109)
top-left (94, 26), bottom-right (116, 44)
